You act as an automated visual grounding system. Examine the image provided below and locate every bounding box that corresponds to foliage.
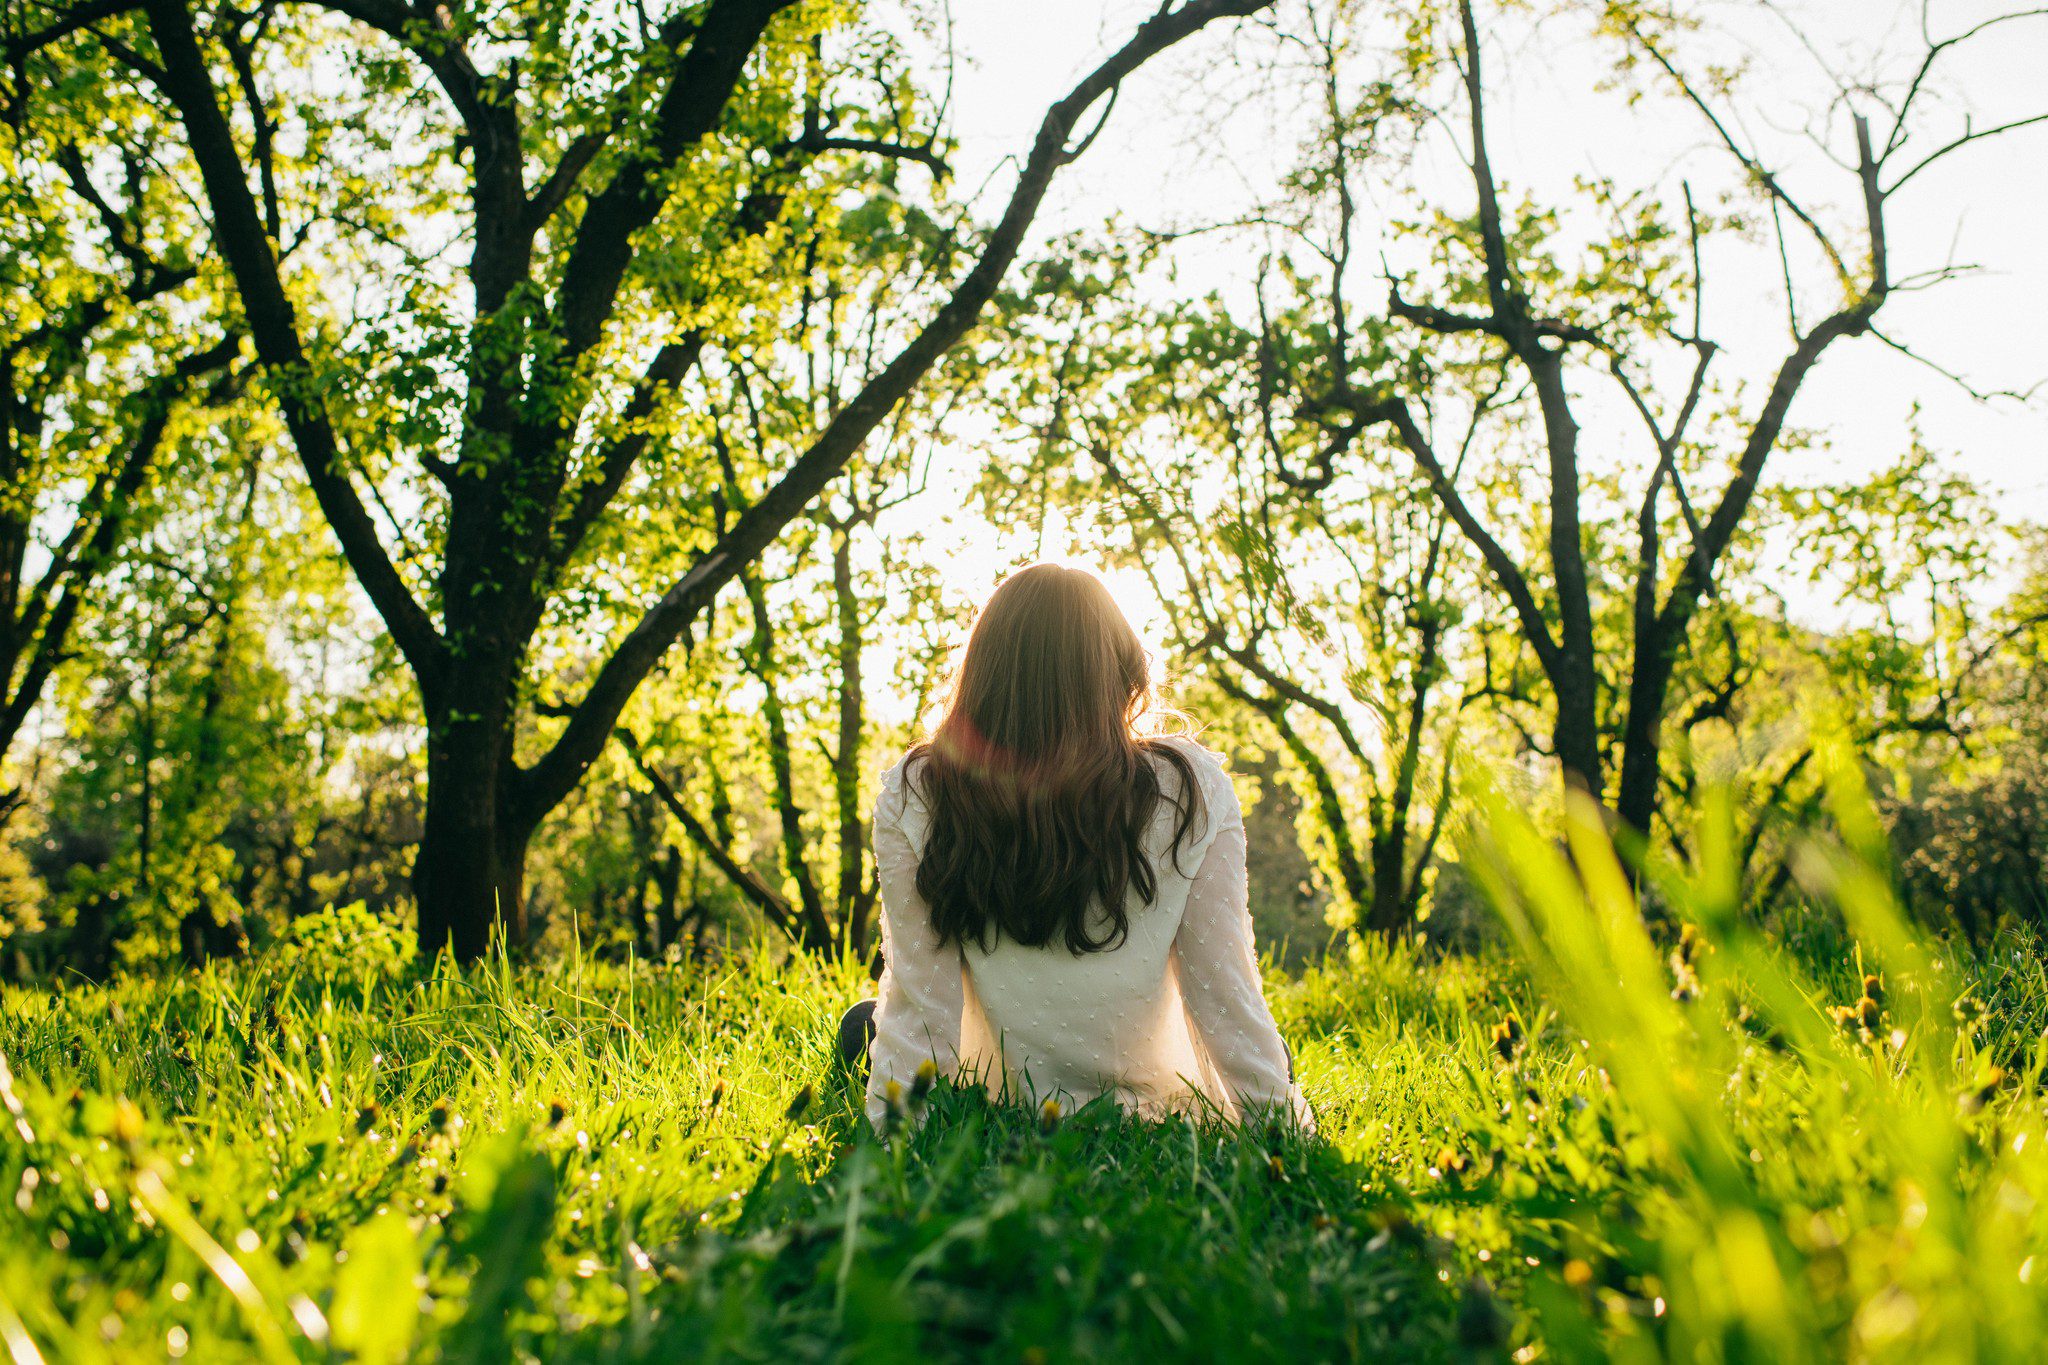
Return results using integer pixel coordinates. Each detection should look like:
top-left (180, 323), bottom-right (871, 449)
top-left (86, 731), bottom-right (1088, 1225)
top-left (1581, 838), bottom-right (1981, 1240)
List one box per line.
top-left (4, 784), bottom-right (2048, 1359)
top-left (270, 902), bottom-right (418, 989)
top-left (967, 235), bottom-right (1487, 941)
top-left (5, 0), bottom-right (1275, 959)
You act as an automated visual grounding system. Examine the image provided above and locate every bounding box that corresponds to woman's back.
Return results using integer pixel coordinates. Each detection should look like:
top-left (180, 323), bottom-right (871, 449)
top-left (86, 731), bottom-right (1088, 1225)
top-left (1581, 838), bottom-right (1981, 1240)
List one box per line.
top-left (867, 735), bottom-right (1310, 1129)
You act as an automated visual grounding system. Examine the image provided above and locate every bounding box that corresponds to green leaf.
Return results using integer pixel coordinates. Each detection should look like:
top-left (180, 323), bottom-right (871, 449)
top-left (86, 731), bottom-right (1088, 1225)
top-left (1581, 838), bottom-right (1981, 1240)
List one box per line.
top-left (330, 1211), bottom-right (421, 1365)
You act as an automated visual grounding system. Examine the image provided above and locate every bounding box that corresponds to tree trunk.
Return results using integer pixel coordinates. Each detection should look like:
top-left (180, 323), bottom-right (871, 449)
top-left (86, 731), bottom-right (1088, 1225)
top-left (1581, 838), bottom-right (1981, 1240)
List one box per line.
top-left (1550, 658), bottom-right (1604, 807)
top-left (414, 699), bottom-right (529, 960)
top-left (1612, 605), bottom-right (1692, 840)
top-left (1266, 704), bottom-right (1371, 927)
top-left (830, 527), bottom-right (867, 952)
top-left (1365, 830), bottom-right (1408, 937)
top-left (1614, 688), bottom-right (1667, 839)
top-left (653, 846), bottom-right (683, 956)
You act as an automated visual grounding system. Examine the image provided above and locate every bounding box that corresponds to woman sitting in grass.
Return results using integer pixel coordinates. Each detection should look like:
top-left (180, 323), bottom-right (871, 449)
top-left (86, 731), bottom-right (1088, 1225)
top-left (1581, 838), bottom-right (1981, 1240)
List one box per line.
top-left (842, 562), bottom-right (1312, 1132)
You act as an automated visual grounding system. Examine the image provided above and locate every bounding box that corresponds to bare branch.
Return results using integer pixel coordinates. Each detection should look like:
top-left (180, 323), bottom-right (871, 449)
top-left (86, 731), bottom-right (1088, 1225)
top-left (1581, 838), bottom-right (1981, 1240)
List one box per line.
top-left (1885, 112), bottom-right (2048, 197)
top-left (794, 131), bottom-right (950, 180)
top-left (1623, 17), bottom-right (1851, 284)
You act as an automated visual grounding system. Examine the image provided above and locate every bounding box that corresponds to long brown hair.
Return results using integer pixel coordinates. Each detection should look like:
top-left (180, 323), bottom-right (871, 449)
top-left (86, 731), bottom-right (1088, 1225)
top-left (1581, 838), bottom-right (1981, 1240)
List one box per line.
top-left (908, 563), bottom-right (1201, 953)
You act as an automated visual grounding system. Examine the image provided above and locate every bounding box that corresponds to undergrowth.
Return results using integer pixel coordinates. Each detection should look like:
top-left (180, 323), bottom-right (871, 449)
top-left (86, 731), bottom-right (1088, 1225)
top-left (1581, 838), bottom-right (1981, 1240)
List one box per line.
top-left (2, 778), bottom-right (2046, 1361)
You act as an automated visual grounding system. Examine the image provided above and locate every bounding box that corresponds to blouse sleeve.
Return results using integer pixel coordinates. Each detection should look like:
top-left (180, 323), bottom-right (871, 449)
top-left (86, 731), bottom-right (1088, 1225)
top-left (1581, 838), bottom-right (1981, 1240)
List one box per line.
top-left (1172, 764), bottom-right (1315, 1130)
top-left (864, 766), bottom-right (965, 1132)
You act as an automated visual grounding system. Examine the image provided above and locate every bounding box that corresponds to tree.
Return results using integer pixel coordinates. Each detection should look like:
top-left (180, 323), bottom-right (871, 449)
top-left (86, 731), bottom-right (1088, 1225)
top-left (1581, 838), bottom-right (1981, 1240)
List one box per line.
top-left (972, 242), bottom-right (1484, 937)
top-left (1231, 0), bottom-right (2045, 842)
top-left (24, 409), bottom-right (406, 973)
top-left (0, 43), bottom-right (238, 802)
top-left (627, 469), bottom-right (957, 957)
top-left (1727, 450), bottom-right (2048, 916)
top-left (18, 0), bottom-right (1277, 956)
top-left (602, 182), bottom-right (968, 958)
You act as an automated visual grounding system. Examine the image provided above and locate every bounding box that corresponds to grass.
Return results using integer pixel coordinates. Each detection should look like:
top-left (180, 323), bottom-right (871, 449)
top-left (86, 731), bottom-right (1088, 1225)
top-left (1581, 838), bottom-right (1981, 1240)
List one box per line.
top-left (3, 779), bottom-right (2047, 1362)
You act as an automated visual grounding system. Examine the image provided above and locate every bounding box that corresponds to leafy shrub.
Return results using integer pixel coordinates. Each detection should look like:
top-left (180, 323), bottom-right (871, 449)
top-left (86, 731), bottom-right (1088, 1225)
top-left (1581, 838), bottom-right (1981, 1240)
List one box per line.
top-left (1887, 745), bottom-right (2048, 943)
top-left (270, 900), bottom-right (417, 986)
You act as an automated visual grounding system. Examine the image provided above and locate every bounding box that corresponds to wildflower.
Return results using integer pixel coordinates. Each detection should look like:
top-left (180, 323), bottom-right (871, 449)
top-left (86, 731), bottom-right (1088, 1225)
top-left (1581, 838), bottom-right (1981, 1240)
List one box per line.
top-left (1675, 922), bottom-right (1703, 964)
top-left (111, 1098), bottom-right (145, 1151)
top-left (1829, 996), bottom-right (1882, 1042)
top-left (1491, 1013), bottom-right (1524, 1065)
top-left (1563, 1259), bottom-right (1594, 1290)
top-left (1432, 1145), bottom-right (1467, 1180)
top-left (784, 1084), bottom-right (814, 1123)
top-left (1670, 964), bottom-right (1701, 1004)
top-left (1962, 1065), bottom-right (2007, 1115)
top-left (354, 1103), bottom-right (380, 1135)
top-left (1038, 1097), bottom-right (1062, 1134)
top-left (1669, 925), bottom-right (1710, 1001)
top-left (546, 1097), bottom-right (569, 1128)
top-left (910, 1059), bottom-right (938, 1105)
top-left (1954, 996), bottom-right (1986, 1030)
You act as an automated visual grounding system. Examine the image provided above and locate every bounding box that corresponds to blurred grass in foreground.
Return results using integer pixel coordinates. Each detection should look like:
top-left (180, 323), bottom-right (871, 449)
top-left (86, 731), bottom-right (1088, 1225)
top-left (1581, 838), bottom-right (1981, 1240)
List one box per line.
top-left (2, 762), bottom-right (2047, 1361)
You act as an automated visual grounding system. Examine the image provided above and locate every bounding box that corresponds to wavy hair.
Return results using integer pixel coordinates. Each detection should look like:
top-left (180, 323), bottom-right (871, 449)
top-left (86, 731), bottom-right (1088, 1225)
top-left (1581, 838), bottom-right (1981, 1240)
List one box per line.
top-left (908, 563), bottom-right (1201, 954)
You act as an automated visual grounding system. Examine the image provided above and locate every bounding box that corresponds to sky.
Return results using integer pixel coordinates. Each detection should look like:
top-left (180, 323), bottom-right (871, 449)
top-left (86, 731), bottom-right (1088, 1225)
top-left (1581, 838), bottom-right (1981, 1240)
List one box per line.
top-left (877, 0), bottom-right (2048, 644)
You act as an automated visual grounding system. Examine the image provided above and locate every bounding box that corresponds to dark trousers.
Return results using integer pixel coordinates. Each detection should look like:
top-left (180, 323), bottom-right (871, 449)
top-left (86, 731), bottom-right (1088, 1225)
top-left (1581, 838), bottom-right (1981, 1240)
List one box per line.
top-left (838, 999), bottom-right (877, 1071)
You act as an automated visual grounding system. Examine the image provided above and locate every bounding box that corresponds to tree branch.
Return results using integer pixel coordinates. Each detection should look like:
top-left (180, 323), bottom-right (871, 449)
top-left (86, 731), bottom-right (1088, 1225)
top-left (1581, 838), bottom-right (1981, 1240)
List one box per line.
top-left (3, 0), bottom-right (139, 59)
top-left (555, 0), bottom-right (800, 362)
top-left (793, 130), bottom-right (949, 179)
top-left (620, 729), bottom-right (802, 943)
top-left (517, 0), bottom-right (1278, 823)
top-left (1661, 118), bottom-right (1888, 650)
top-left (140, 0), bottom-right (446, 692)
top-left (1361, 392), bottom-right (1563, 678)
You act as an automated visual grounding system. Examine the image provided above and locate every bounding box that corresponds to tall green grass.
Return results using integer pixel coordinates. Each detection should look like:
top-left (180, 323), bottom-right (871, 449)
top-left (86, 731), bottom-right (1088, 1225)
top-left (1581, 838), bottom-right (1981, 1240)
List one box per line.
top-left (1, 772), bottom-right (2045, 1361)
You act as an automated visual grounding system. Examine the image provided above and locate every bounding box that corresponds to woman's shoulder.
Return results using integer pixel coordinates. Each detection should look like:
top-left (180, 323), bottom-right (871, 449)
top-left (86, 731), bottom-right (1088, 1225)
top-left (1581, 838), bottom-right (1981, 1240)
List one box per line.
top-left (875, 750), bottom-right (929, 822)
top-left (1150, 732), bottom-right (1230, 776)
top-left (1148, 733), bottom-right (1239, 819)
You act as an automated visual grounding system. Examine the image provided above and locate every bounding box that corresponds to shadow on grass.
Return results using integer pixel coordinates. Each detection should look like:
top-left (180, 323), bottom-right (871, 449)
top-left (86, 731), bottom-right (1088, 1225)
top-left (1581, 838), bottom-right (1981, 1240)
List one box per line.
top-left (548, 1062), bottom-right (1477, 1364)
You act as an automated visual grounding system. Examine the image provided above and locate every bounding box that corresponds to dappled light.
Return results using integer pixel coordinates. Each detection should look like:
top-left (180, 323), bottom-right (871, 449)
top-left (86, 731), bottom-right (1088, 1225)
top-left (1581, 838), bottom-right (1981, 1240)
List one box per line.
top-left (2, 0), bottom-right (2046, 1358)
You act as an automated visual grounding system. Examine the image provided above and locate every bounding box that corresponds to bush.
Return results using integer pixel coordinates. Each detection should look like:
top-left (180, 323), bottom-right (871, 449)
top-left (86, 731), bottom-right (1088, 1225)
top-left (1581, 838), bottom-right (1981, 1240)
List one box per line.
top-left (270, 900), bottom-right (417, 986)
top-left (1887, 745), bottom-right (2048, 943)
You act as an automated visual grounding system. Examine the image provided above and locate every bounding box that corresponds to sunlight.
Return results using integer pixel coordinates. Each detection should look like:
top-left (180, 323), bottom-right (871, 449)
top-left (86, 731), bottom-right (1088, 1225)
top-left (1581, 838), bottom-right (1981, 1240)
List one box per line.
top-left (11, 0), bottom-right (2048, 1356)
top-left (921, 502), bottom-right (1174, 663)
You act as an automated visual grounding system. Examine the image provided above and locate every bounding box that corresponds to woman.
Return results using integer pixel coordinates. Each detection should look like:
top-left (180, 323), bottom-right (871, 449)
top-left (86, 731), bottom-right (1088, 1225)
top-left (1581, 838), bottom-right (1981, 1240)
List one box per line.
top-left (849, 562), bottom-right (1311, 1132)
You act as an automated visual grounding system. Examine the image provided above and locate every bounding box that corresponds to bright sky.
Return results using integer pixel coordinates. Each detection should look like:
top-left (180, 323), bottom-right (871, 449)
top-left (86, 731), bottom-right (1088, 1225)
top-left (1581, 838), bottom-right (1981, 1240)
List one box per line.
top-left (880, 1), bottom-right (2048, 645)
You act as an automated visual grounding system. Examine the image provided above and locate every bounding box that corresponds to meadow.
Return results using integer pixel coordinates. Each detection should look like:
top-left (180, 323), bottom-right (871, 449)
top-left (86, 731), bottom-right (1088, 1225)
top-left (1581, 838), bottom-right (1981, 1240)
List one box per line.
top-left (4, 787), bottom-right (2045, 1363)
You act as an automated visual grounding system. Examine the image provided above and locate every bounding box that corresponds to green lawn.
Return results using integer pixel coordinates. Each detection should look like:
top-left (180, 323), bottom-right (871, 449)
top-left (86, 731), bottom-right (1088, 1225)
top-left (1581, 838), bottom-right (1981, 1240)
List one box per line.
top-left (4, 805), bottom-right (2047, 1362)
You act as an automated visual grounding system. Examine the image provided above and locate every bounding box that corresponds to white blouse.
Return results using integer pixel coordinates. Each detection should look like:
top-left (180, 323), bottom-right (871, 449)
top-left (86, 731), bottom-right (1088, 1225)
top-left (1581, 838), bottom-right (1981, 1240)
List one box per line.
top-left (864, 737), bottom-right (1313, 1132)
